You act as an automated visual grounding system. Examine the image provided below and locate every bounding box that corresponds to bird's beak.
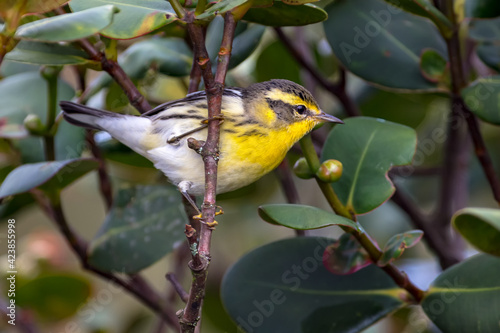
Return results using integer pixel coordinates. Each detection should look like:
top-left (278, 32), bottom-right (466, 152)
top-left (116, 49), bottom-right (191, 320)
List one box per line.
top-left (313, 111), bottom-right (344, 124)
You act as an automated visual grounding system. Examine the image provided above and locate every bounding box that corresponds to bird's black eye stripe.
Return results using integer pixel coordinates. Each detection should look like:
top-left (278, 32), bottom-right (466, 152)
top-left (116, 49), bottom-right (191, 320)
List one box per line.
top-left (296, 105), bottom-right (307, 115)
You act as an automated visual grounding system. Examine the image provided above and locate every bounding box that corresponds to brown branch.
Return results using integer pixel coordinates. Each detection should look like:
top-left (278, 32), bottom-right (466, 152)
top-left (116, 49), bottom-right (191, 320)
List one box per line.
top-left (273, 27), bottom-right (360, 117)
top-left (463, 106), bottom-right (500, 204)
top-left (85, 130), bottom-right (113, 209)
top-left (166, 273), bottom-right (189, 303)
top-left (41, 196), bottom-right (180, 331)
top-left (178, 12), bottom-right (236, 332)
top-left (275, 160), bottom-right (305, 236)
top-left (52, 8), bottom-right (150, 113)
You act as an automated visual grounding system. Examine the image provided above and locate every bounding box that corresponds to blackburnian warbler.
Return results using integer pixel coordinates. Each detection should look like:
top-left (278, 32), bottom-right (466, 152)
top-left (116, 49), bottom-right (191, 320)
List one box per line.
top-left (60, 79), bottom-right (342, 202)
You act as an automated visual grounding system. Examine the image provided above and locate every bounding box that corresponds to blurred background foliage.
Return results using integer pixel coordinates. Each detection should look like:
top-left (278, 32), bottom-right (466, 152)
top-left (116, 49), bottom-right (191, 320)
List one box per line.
top-left (0, 0), bottom-right (500, 332)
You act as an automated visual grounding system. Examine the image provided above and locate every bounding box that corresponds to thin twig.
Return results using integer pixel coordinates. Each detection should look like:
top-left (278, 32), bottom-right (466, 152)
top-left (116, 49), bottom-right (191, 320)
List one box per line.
top-left (43, 196), bottom-right (180, 330)
top-left (273, 27), bottom-right (360, 117)
top-left (463, 105), bottom-right (500, 204)
top-left (166, 273), bottom-right (190, 303)
top-left (300, 135), bottom-right (424, 302)
top-left (85, 130), bottom-right (113, 209)
top-left (53, 7), bottom-right (151, 113)
top-left (276, 161), bottom-right (305, 236)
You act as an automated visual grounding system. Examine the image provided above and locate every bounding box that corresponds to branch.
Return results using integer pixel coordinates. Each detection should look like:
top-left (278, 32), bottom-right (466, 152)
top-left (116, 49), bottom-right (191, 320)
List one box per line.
top-left (52, 7), bottom-right (150, 113)
top-left (300, 135), bottom-right (424, 302)
top-left (178, 11), bottom-right (237, 332)
top-left (273, 27), bottom-right (360, 117)
top-left (275, 160), bottom-right (305, 236)
top-left (166, 273), bottom-right (189, 303)
top-left (43, 195), bottom-right (180, 330)
top-left (85, 130), bottom-right (113, 209)
top-left (463, 105), bottom-right (500, 204)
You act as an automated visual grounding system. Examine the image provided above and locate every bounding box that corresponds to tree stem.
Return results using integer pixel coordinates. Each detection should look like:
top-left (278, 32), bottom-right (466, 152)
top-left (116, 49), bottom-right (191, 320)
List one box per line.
top-left (299, 134), bottom-right (424, 302)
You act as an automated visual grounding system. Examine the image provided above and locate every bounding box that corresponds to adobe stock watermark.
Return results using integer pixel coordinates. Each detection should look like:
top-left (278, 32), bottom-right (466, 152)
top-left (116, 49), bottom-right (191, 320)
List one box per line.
top-left (339, 2), bottom-right (403, 64)
top-left (236, 238), bottom-right (330, 332)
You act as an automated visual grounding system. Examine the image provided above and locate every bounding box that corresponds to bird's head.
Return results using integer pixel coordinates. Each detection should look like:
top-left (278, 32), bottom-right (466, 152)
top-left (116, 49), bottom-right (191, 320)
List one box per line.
top-left (243, 79), bottom-right (343, 131)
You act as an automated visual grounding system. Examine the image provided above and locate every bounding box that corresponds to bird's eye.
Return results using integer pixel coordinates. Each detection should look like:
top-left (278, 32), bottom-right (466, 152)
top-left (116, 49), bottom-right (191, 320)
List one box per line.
top-left (296, 105), bottom-right (307, 115)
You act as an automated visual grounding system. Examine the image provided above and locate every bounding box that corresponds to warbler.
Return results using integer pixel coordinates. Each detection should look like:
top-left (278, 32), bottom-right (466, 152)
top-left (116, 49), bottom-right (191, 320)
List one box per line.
top-left (60, 79), bottom-right (342, 199)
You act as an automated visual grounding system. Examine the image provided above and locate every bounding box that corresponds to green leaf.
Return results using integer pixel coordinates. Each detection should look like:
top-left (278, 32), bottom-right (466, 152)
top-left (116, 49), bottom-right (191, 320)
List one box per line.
top-left (322, 117), bottom-right (417, 214)
top-left (258, 204), bottom-right (360, 230)
top-left (17, 273), bottom-right (91, 321)
top-left (88, 185), bottom-right (187, 273)
top-left (468, 17), bottom-right (500, 42)
top-left (69, 0), bottom-right (177, 40)
top-left (118, 38), bottom-right (193, 78)
top-left (15, 5), bottom-right (119, 42)
top-left (381, 0), bottom-right (452, 35)
top-left (476, 44), bottom-right (500, 72)
top-left (452, 208), bottom-right (500, 257)
top-left (419, 48), bottom-right (448, 83)
top-left (5, 40), bottom-right (94, 66)
top-left (323, 233), bottom-right (372, 275)
top-left (197, 0), bottom-right (249, 19)
top-left (461, 76), bottom-right (500, 125)
top-left (0, 159), bottom-right (98, 199)
top-left (0, 71), bottom-right (84, 162)
top-left (422, 254), bottom-right (500, 333)
top-left (221, 237), bottom-right (408, 333)
top-left (243, 1), bottom-right (327, 26)
top-left (206, 18), bottom-right (266, 70)
top-left (466, 0), bottom-right (500, 18)
top-left (378, 230), bottom-right (423, 266)
top-left (324, 0), bottom-right (447, 91)
top-left (256, 40), bottom-right (301, 82)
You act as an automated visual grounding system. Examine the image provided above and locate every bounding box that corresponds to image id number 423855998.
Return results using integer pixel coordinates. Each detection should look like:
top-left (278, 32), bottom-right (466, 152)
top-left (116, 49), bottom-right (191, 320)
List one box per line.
top-left (6, 219), bottom-right (16, 326)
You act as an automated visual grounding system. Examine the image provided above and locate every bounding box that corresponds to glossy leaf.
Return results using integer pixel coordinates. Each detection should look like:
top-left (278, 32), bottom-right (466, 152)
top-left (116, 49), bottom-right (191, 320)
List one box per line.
top-left (468, 17), bottom-right (500, 42)
top-left (461, 76), bottom-right (500, 125)
top-left (322, 117), bottom-right (417, 214)
top-left (69, 0), bottom-right (177, 39)
top-left (0, 71), bottom-right (84, 162)
top-left (422, 254), bottom-right (500, 332)
top-left (476, 44), bottom-right (500, 72)
top-left (0, 159), bottom-right (98, 199)
top-left (466, 0), bottom-right (500, 18)
top-left (221, 237), bottom-right (408, 333)
top-left (258, 204), bottom-right (359, 230)
top-left (15, 5), bottom-right (119, 42)
top-left (17, 273), bottom-right (91, 321)
top-left (419, 48), bottom-right (448, 83)
top-left (206, 18), bottom-right (266, 70)
top-left (323, 233), bottom-right (372, 275)
top-left (197, 0), bottom-right (249, 19)
top-left (381, 0), bottom-right (452, 35)
top-left (324, 0), bottom-right (447, 91)
top-left (256, 40), bottom-right (301, 82)
top-left (452, 208), bottom-right (500, 257)
top-left (5, 41), bottom-right (94, 66)
top-left (378, 230), bottom-right (423, 266)
top-left (88, 185), bottom-right (187, 273)
top-left (243, 1), bottom-right (327, 26)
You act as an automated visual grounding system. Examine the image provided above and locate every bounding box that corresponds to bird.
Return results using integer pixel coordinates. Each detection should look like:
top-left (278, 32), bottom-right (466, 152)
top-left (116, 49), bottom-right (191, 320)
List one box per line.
top-left (60, 79), bottom-right (342, 212)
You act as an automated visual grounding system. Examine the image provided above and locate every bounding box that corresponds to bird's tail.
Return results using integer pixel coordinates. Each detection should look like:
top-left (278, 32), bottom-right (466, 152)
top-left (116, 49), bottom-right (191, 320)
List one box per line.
top-left (60, 101), bottom-right (121, 131)
top-left (60, 101), bottom-right (153, 156)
